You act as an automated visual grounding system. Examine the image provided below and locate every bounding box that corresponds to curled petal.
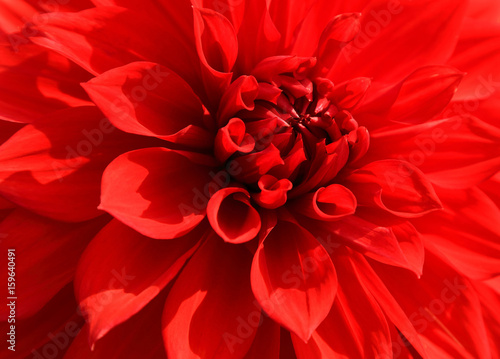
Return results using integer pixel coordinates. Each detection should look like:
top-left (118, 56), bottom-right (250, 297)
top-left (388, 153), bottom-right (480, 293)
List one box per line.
top-left (214, 118), bottom-right (255, 162)
top-left (207, 187), bottom-right (261, 243)
top-left (231, 144), bottom-right (284, 184)
top-left (193, 7), bottom-right (238, 73)
top-left (218, 75), bottom-right (260, 126)
top-left (252, 175), bottom-right (293, 209)
top-left (290, 184), bottom-right (356, 221)
top-left (193, 6), bottom-right (238, 108)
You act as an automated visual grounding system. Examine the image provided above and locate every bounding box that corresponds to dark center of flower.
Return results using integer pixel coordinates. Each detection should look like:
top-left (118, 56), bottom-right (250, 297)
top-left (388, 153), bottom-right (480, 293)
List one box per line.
top-left (212, 56), bottom-right (371, 208)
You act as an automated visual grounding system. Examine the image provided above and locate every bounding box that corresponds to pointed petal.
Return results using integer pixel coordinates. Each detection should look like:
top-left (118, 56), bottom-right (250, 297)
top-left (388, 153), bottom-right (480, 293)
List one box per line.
top-left (162, 232), bottom-right (258, 358)
top-left (235, 0), bottom-right (281, 74)
top-left (313, 13), bottom-right (361, 77)
top-left (414, 186), bottom-right (500, 280)
top-left (301, 215), bottom-right (421, 276)
top-left (0, 106), bottom-right (144, 222)
top-left (65, 291), bottom-right (167, 358)
top-left (355, 66), bottom-right (463, 130)
top-left (347, 251), bottom-right (429, 357)
top-left (30, 6), bottom-right (201, 91)
top-left (368, 116), bottom-right (500, 189)
top-left (75, 220), bottom-right (203, 345)
top-left (251, 220), bottom-right (337, 342)
top-left (373, 252), bottom-right (491, 359)
top-left (449, 21), bottom-right (500, 101)
top-left (292, 247), bottom-right (392, 359)
top-left (332, 0), bottom-right (468, 83)
top-left (0, 209), bottom-right (106, 320)
top-left (193, 7), bottom-right (237, 107)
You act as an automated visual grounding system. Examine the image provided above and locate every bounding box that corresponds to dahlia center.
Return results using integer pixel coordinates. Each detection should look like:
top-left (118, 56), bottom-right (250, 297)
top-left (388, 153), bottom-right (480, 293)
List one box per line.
top-left (212, 56), bottom-right (371, 209)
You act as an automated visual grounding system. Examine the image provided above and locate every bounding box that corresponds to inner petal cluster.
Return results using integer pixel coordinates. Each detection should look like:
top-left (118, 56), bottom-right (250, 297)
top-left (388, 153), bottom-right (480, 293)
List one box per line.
top-left (212, 56), bottom-right (371, 209)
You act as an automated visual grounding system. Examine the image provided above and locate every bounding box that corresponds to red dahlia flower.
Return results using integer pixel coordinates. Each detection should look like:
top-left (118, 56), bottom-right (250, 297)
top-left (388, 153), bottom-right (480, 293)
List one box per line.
top-left (1, 0), bottom-right (500, 358)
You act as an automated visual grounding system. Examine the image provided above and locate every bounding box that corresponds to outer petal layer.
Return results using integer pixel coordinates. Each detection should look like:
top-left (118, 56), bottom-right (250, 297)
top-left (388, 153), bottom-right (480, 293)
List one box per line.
top-left (100, 147), bottom-right (216, 239)
top-left (251, 220), bottom-right (337, 342)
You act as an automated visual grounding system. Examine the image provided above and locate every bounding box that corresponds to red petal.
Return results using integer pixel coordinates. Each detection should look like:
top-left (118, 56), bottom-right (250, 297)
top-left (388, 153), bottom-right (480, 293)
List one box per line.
top-left (232, 144), bottom-right (285, 184)
top-left (301, 215), bottom-right (421, 276)
top-left (268, 0), bottom-right (314, 53)
top-left (99, 147), bottom-right (216, 239)
top-left (332, 0), bottom-right (468, 83)
top-left (243, 315), bottom-right (280, 359)
top-left (292, 247), bottom-right (392, 358)
top-left (66, 290), bottom-right (167, 358)
top-left (251, 220), bottom-right (337, 342)
top-left (0, 43), bottom-right (91, 123)
top-left (30, 6), bottom-right (201, 91)
top-left (328, 77), bottom-right (371, 110)
top-left (251, 175), bottom-right (292, 209)
top-left (75, 220), bottom-right (203, 345)
top-left (235, 0), bottom-right (281, 74)
top-left (367, 116), bottom-right (500, 189)
top-left (251, 56), bottom-right (316, 83)
top-left (356, 66), bottom-right (464, 130)
top-left (196, 0), bottom-right (245, 32)
top-left (214, 117), bottom-right (255, 162)
top-left (347, 251), bottom-right (429, 357)
top-left (290, 184), bottom-right (356, 220)
top-left (0, 285), bottom-right (82, 359)
top-left (373, 252), bottom-right (491, 359)
top-left (346, 159), bottom-right (443, 218)
top-left (0, 106), bottom-right (141, 222)
top-left (193, 7), bottom-right (237, 108)
top-left (207, 187), bottom-right (261, 243)
top-left (218, 75), bottom-right (259, 126)
top-left (83, 61), bottom-right (212, 149)
top-left (0, 209), bottom-right (106, 320)
top-left (449, 21), bottom-right (500, 101)
top-left (163, 232), bottom-right (258, 358)
top-left (0, 0), bottom-right (37, 35)
top-left (414, 186), bottom-right (500, 280)
top-left (313, 13), bottom-right (361, 77)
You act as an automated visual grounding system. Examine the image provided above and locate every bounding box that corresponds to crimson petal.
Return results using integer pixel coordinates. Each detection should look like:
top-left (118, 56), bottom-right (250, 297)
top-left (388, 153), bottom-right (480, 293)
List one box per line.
top-left (251, 220), bottom-right (337, 342)
top-left (162, 232), bottom-right (258, 358)
top-left (0, 209), bottom-right (106, 320)
top-left (100, 147), bottom-right (216, 239)
top-left (75, 220), bottom-right (203, 345)
top-left (0, 106), bottom-right (142, 222)
top-left (207, 187), bottom-right (261, 243)
top-left (83, 61), bottom-right (212, 149)
top-left (292, 247), bottom-right (392, 358)
top-left (346, 159), bottom-right (443, 218)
